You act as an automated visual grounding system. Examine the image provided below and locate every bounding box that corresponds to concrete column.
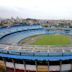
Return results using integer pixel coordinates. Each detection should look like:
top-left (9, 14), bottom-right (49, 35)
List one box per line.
top-left (23, 60), bottom-right (26, 72)
top-left (71, 60), bottom-right (72, 72)
top-left (60, 60), bottom-right (62, 72)
top-left (35, 60), bottom-right (38, 72)
top-left (48, 61), bottom-right (49, 72)
top-left (3, 58), bottom-right (6, 72)
top-left (12, 59), bottom-right (16, 72)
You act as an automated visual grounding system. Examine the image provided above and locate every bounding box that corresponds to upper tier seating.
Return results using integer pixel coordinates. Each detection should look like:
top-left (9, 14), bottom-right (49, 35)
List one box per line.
top-left (0, 25), bottom-right (42, 39)
top-left (0, 29), bottom-right (46, 44)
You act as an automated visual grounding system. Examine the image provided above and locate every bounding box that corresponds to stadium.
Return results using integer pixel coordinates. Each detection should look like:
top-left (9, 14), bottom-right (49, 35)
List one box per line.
top-left (0, 24), bottom-right (72, 72)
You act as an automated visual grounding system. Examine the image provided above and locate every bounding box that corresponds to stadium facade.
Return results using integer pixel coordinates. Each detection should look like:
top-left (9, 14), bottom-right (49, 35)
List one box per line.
top-left (0, 25), bottom-right (72, 72)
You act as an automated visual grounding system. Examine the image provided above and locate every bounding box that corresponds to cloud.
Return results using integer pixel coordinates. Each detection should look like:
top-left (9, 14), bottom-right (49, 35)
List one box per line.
top-left (0, 0), bottom-right (72, 19)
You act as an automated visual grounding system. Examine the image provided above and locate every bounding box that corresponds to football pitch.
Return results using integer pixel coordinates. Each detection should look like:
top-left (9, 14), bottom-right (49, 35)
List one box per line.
top-left (19, 34), bottom-right (71, 46)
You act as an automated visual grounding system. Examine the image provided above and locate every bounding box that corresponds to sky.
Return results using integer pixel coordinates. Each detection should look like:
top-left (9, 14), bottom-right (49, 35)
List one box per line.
top-left (0, 0), bottom-right (72, 19)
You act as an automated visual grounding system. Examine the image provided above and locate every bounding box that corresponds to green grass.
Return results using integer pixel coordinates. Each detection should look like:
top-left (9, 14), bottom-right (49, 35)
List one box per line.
top-left (19, 34), bottom-right (71, 46)
top-left (30, 34), bottom-right (70, 46)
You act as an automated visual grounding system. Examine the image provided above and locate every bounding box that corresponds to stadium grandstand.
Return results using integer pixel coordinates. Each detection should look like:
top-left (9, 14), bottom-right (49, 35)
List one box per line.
top-left (0, 24), bottom-right (72, 72)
